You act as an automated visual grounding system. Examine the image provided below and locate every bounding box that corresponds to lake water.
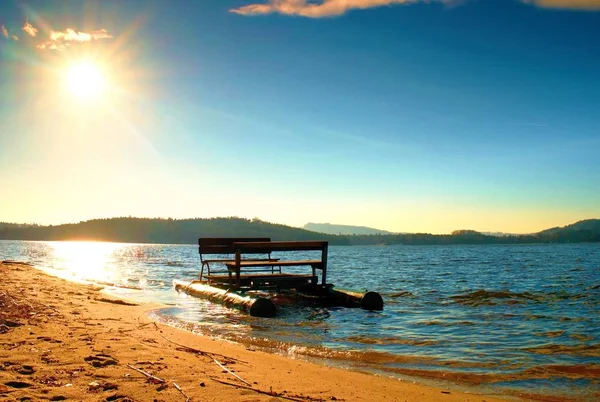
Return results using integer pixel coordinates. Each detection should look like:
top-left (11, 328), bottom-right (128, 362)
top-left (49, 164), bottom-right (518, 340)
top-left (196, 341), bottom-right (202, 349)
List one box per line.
top-left (1, 240), bottom-right (598, 401)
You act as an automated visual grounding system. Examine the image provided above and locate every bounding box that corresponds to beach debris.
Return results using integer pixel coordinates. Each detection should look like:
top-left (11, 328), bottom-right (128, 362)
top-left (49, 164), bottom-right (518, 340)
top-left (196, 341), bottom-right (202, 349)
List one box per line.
top-left (89, 381), bottom-right (119, 392)
top-left (213, 358), bottom-right (251, 386)
top-left (157, 333), bottom-right (247, 364)
top-left (95, 297), bottom-right (139, 306)
top-left (0, 289), bottom-right (62, 333)
top-left (41, 353), bottom-right (59, 364)
top-left (210, 378), bottom-right (329, 402)
top-left (173, 382), bottom-right (191, 401)
top-left (135, 360), bottom-right (157, 365)
top-left (37, 336), bottom-right (62, 343)
top-left (1, 260), bottom-right (33, 266)
top-left (37, 375), bottom-right (63, 387)
top-left (126, 364), bottom-right (165, 384)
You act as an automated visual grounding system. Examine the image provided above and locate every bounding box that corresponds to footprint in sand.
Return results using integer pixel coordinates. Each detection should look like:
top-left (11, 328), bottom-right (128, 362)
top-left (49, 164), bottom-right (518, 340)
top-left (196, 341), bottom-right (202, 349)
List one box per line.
top-left (105, 394), bottom-right (135, 401)
top-left (16, 365), bottom-right (35, 375)
top-left (4, 380), bottom-right (33, 389)
top-left (37, 336), bottom-right (62, 344)
top-left (85, 354), bottom-right (118, 368)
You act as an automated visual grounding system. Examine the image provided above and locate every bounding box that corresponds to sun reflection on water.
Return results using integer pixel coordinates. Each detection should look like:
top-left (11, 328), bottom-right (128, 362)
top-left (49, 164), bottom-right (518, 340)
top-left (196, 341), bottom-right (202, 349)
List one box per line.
top-left (49, 241), bottom-right (122, 284)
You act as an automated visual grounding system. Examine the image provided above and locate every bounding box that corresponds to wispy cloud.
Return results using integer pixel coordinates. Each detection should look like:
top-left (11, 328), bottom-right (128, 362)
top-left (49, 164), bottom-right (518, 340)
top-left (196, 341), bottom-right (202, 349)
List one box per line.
top-left (37, 27), bottom-right (114, 51)
top-left (522, 0), bottom-right (600, 10)
top-left (230, 0), bottom-right (447, 18)
top-left (231, 0), bottom-right (600, 16)
top-left (2, 20), bottom-right (114, 50)
top-left (22, 21), bottom-right (38, 37)
top-left (0, 24), bottom-right (18, 40)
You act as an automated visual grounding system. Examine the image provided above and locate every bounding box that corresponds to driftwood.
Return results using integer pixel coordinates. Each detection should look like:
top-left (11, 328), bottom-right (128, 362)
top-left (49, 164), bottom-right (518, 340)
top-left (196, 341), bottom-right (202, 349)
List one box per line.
top-left (210, 378), bottom-right (320, 402)
top-left (173, 382), bottom-right (191, 401)
top-left (213, 358), bottom-right (251, 386)
top-left (126, 364), bottom-right (165, 383)
top-left (158, 333), bottom-right (247, 364)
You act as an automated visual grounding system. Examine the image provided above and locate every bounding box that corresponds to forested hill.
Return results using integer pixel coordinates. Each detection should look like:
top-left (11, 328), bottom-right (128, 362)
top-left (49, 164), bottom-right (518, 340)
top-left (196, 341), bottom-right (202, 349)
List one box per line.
top-left (0, 217), bottom-right (598, 245)
top-left (0, 218), bottom-right (336, 244)
top-left (538, 219), bottom-right (600, 236)
top-left (303, 222), bottom-right (395, 235)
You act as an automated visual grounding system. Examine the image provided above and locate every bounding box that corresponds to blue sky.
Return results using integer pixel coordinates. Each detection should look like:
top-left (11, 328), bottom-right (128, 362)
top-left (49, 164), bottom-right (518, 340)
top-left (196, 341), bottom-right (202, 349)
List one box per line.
top-left (0, 0), bottom-right (599, 233)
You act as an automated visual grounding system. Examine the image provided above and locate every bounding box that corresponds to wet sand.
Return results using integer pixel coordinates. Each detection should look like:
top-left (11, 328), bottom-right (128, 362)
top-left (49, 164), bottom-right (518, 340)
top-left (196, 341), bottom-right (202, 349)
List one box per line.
top-left (0, 261), bottom-right (514, 402)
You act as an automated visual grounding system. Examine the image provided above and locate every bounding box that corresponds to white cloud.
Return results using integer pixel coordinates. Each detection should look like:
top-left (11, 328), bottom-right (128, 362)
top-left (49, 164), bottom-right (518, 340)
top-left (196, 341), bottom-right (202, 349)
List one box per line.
top-left (50, 28), bottom-right (91, 42)
top-left (522, 0), bottom-right (600, 10)
top-left (230, 0), bottom-right (445, 18)
top-left (22, 21), bottom-right (38, 37)
top-left (2, 21), bottom-right (113, 49)
top-left (90, 29), bottom-right (113, 40)
top-left (37, 27), bottom-right (114, 51)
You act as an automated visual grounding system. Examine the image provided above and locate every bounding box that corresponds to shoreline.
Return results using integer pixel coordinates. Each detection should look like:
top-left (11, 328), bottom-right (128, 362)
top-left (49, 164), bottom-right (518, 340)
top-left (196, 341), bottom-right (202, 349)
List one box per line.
top-left (0, 261), bottom-right (526, 401)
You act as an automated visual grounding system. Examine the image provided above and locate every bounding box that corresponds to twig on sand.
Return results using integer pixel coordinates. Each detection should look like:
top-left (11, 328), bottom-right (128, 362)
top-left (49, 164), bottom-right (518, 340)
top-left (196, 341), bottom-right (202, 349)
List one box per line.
top-left (173, 382), bottom-right (191, 401)
top-left (126, 364), bottom-right (165, 383)
top-left (158, 333), bottom-right (247, 364)
top-left (210, 378), bottom-right (312, 402)
top-left (213, 358), bottom-right (251, 386)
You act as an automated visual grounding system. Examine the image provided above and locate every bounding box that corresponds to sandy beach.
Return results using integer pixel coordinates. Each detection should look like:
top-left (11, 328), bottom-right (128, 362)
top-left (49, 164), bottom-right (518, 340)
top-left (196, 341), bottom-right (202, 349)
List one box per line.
top-left (0, 261), bottom-right (514, 402)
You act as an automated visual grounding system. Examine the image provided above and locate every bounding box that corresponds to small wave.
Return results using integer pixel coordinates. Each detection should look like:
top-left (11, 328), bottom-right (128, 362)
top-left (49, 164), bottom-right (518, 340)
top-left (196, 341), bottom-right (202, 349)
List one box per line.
top-left (387, 363), bottom-right (600, 385)
top-left (386, 291), bottom-right (414, 298)
top-left (1, 260), bottom-right (33, 266)
top-left (451, 288), bottom-right (591, 307)
top-left (523, 363), bottom-right (600, 380)
top-left (450, 289), bottom-right (543, 306)
top-left (343, 335), bottom-right (439, 347)
top-left (147, 260), bottom-right (188, 267)
top-left (535, 331), bottom-right (565, 338)
top-left (165, 261), bottom-right (187, 267)
top-left (570, 334), bottom-right (594, 341)
top-left (94, 280), bottom-right (143, 290)
top-left (524, 343), bottom-right (600, 357)
top-left (414, 320), bottom-right (475, 327)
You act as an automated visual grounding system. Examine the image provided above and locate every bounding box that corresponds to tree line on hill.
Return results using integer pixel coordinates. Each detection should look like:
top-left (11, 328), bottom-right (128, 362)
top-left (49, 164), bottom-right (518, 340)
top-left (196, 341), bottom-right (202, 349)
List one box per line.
top-left (0, 217), bottom-right (598, 245)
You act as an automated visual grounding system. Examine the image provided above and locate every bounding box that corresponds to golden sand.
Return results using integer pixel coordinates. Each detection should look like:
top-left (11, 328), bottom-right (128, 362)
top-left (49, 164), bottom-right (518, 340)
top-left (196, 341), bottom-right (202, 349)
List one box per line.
top-left (0, 261), bottom-right (512, 401)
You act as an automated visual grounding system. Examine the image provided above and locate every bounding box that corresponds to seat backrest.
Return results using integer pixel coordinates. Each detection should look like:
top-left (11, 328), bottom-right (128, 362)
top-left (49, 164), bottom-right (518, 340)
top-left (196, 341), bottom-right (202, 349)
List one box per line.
top-left (198, 238), bottom-right (271, 256)
top-left (232, 240), bottom-right (328, 254)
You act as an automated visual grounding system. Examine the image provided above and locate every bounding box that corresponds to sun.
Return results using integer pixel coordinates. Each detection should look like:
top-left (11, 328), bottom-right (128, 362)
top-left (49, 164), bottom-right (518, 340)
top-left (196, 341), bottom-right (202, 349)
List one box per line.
top-left (64, 62), bottom-right (106, 98)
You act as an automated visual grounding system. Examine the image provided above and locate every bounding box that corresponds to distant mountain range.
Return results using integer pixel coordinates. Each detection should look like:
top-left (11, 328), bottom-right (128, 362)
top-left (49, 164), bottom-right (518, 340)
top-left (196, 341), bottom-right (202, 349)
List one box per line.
top-left (0, 217), bottom-right (598, 245)
top-left (303, 223), bottom-right (524, 237)
top-left (303, 223), bottom-right (396, 235)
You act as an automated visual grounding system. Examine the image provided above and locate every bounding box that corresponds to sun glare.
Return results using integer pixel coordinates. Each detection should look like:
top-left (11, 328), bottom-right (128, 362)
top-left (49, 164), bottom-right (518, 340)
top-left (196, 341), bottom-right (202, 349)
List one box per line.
top-left (64, 62), bottom-right (106, 98)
